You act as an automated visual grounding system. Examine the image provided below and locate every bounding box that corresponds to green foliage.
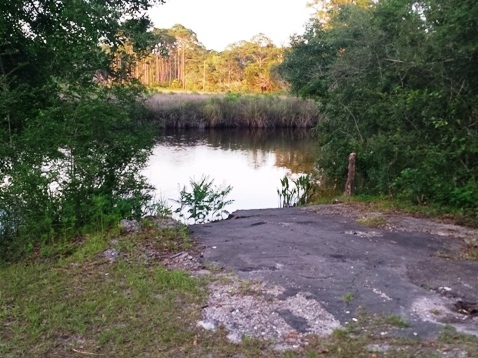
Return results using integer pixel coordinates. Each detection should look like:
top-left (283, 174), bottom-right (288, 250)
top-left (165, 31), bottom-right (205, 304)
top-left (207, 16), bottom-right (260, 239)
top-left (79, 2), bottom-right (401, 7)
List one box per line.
top-left (278, 0), bottom-right (478, 213)
top-left (342, 292), bottom-right (355, 302)
top-left (174, 176), bottom-right (234, 224)
top-left (0, 0), bottom-right (163, 259)
top-left (277, 175), bottom-right (313, 207)
top-left (146, 196), bottom-right (174, 218)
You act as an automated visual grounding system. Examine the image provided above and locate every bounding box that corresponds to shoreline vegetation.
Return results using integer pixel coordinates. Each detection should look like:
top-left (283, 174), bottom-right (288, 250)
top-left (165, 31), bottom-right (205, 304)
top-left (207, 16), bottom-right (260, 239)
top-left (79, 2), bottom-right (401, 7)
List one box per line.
top-left (144, 92), bottom-right (320, 128)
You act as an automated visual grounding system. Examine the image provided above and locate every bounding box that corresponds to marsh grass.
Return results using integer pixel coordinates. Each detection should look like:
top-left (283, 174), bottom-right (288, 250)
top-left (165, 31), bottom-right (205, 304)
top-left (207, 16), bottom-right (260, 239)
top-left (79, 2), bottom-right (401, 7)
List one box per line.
top-left (145, 92), bottom-right (320, 128)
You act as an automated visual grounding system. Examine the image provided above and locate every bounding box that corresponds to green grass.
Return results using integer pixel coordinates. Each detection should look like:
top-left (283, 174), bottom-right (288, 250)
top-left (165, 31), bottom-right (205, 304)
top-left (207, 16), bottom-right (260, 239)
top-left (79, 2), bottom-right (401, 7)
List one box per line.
top-left (145, 92), bottom-right (320, 129)
top-left (0, 222), bottom-right (279, 357)
top-left (356, 215), bottom-right (387, 228)
top-left (0, 224), bottom-right (206, 357)
top-left (0, 261), bottom-right (202, 356)
top-left (341, 292), bottom-right (355, 303)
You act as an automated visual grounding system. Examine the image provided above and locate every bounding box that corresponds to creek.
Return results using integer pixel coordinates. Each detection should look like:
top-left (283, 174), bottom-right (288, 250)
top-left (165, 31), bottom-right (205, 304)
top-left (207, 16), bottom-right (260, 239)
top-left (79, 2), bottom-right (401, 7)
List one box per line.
top-left (143, 128), bottom-right (319, 214)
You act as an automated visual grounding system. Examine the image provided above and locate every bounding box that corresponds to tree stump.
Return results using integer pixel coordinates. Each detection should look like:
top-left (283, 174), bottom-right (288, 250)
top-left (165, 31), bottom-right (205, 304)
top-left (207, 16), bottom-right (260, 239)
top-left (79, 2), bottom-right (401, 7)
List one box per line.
top-left (344, 152), bottom-right (356, 197)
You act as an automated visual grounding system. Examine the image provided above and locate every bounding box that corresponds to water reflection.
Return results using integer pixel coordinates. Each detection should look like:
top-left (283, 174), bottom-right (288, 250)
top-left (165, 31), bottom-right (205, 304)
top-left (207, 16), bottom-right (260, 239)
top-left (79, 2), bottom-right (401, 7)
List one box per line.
top-left (143, 128), bottom-right (318, 213)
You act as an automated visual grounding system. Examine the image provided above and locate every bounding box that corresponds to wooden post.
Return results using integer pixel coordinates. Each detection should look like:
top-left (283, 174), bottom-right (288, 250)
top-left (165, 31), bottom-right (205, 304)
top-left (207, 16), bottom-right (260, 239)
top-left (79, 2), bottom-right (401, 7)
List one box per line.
top-left (344, 152), bottom-right (356, 197)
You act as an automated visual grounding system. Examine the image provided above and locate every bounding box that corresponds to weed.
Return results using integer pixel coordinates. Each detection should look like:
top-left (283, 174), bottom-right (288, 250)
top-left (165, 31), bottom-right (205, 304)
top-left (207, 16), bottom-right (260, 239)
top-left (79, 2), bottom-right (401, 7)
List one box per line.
top-left (342, 292), bottom-right (355, 303)
top-left (332, 328), bottom-right (349, 338)
top-left (438, 325), bottom-right (478, 345)
top-left (278, 175), bottom-right (314, 208)
top-left (174, 175), bottom-right (234, 224)
top-left (462, 244), bottom-right (478, 260)
top-left (420, 283), bottom-right (433, 290)
top-left (381, 314), bottom-right (410, 328)
top-left (144, 196), bottom-right (173, 218)
top-left (356, 215), bottom-right (387, 228)
top-left (203, 262), bottom-right (225, 274)
top-left (235, 279), bottom-right (263, 297)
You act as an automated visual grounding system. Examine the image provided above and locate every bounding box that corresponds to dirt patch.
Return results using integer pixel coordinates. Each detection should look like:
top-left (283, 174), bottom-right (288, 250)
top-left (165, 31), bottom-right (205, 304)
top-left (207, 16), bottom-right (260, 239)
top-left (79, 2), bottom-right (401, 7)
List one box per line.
top-left (305, 204), bottom-right (478, 242)
top-left (198, 274), bottom-right (340, 350)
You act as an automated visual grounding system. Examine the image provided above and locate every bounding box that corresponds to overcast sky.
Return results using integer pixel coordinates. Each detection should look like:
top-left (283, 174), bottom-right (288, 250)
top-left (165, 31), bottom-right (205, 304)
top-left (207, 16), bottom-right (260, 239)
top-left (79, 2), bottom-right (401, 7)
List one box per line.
top-left (148, 0), bottom-right (313, 51)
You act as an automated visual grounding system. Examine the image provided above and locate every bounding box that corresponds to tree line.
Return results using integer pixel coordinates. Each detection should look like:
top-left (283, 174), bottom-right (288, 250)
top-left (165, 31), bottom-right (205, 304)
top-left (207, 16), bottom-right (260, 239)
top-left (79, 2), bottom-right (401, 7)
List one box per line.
top-left (131, 25), bottom-right (286, 93)
top-left (278, 0), bottom-right (478, 213)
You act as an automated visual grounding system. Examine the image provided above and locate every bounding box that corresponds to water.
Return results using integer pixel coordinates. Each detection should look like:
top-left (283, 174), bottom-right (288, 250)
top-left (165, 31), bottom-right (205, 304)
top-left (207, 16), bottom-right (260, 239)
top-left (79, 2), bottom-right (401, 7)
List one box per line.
top-left (143, 128), bottom-right (318, 214)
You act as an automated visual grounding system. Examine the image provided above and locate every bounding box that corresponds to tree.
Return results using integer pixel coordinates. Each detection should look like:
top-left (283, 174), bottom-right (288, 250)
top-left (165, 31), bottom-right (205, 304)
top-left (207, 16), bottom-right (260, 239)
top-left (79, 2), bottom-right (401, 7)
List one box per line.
top-left (279, 0), bottom-right (478, 210)
top-left (307, 0), bottom-right (373, 25)
top-left (135, 24), bottom-right (208, 90)
top-left (0, 0), bottom-right (165, 256)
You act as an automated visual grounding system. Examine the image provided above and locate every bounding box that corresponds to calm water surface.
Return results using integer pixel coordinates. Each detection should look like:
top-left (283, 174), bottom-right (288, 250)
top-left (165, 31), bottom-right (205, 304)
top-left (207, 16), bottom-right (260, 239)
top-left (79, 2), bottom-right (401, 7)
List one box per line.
top-left (143, 128), bottom-right (318, 213)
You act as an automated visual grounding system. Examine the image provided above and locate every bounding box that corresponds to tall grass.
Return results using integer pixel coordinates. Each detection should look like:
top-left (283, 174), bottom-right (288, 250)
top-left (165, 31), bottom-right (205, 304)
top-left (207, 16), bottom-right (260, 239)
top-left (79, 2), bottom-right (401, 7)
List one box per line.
top-left (145, 92), bottom-right (320, 128)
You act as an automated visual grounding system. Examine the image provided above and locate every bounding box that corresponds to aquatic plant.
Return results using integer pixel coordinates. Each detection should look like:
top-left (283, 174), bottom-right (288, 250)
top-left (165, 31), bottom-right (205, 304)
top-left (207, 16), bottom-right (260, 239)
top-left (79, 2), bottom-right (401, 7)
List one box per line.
top-left (174, 176), bottom-right (234, 224)
top-left (277, 175), bottom-right (313, 208)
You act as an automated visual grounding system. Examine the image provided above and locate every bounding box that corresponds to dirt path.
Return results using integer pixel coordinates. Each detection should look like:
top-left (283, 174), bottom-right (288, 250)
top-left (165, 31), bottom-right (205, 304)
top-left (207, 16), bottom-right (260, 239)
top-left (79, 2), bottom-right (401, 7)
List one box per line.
top-left (188, 204), bottom-right (478, 349)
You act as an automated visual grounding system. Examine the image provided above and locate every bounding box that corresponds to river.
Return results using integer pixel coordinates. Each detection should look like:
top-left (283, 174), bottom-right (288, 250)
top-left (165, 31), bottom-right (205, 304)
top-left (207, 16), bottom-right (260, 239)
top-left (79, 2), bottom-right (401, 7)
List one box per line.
top-left (143, 128), bottom-right (318, 215)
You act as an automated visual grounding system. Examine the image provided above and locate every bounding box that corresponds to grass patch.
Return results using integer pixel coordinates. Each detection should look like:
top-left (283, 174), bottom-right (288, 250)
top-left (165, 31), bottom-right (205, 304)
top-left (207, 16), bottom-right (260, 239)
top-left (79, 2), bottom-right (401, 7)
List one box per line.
top-left (311, 193), bottom-right (478, 229)
top-left (438, 325), bottom-right (478, 345)
top-left (379, 314), bottom-right (410, 328)
top-left (350, 195), bottom-right (478, 228)
top-left (301, 311), bottom-right (477, 357)
top-left (0, 222), bottom-right (206, 357)
top-left (356, 215), bottom-right (387, 228)
top-left (436, 243), bottom-right (478, 261)
top-left (145, 92), bottom-right (320, 129)
top-left (0, 258), bottom-right (205, 356)
top-left (462, 243), bottom-right (478, 260)
top-left (341, 292), bottom-right (355, 303)
top-left (0, 222), bottom-right (274, 357)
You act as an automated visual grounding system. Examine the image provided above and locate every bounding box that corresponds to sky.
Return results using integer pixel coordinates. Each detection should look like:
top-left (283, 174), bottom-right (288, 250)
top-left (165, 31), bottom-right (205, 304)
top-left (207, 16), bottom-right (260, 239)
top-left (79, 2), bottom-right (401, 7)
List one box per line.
top-left (148, 0), bottom-right (314, 52)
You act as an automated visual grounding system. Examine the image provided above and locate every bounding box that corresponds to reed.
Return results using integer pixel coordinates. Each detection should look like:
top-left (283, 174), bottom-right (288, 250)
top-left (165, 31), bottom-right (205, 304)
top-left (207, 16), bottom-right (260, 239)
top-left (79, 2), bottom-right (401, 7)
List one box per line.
top-left (145, 92), bottom-right (320, 128)
top-left (277, 174), bottom-right (314, 208)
